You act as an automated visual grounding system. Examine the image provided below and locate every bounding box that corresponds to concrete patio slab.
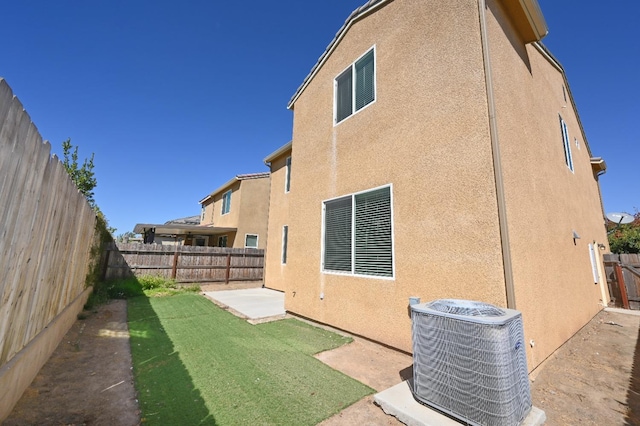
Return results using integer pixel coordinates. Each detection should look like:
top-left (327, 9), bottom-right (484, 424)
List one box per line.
top-left (374, 381), bottom-right (546, 426)
top-left (202, 287), bottom-right (285, 320)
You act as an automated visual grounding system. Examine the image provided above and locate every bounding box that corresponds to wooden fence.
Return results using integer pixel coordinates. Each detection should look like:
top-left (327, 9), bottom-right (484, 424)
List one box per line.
top-left (604, 253), bottom-right (640, 310)
top-left (0, 79), bottom-right (98, 419)
top-left (103, 242), bottom-right (264, 283)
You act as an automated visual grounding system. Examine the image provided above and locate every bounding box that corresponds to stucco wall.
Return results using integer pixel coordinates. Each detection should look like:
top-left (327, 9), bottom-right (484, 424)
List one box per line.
top-left (264, 151), bottom-right (291, 291)
top-left (486, 0), bottom-right (609, 368)
top-left (206, 181), bottom-right (242, 229)
top-left (236, 177), bottom-right (271, 249)
top-left (286, 0), bottom-right (506, 352)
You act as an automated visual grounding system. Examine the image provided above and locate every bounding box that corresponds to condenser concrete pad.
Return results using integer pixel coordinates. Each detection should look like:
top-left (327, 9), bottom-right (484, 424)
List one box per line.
top-left (373, 380), bottom-right (546, 426)
top-left (203, 288), bottom-right (285, 320)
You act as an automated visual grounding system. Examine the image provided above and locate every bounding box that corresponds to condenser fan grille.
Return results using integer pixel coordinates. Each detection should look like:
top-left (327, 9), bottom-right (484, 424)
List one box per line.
top-left (426, 299), bottom-right (506, 317)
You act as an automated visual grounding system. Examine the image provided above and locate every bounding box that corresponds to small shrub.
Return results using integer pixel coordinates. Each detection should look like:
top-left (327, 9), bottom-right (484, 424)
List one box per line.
top-left (138, 275), bottom-right (175, 290)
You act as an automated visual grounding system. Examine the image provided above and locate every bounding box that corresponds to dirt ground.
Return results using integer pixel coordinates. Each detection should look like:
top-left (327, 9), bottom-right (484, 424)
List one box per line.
top-left (4, 299), bottom-right (139, 426)
top-left (5, 299), bottom-right (640, 426)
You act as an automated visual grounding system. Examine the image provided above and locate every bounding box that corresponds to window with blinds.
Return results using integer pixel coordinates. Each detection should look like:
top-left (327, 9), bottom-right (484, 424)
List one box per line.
top-left (559, 115), bottom-right (574, 172)
top-left (323, 185), bottom-right (393, 278)
top-left (334, 47), bottom-right (376, 124)
top-left (222, 190), bottom-right (232, 215)
top-left (282, 225), bottom-right (288, 264)
top-left (285, 156), bottom-right (292, 193)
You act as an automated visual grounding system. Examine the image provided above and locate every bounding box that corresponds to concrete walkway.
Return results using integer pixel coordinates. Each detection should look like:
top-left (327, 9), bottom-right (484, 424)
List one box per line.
top-left (202, 287), bottom-right (285, 321)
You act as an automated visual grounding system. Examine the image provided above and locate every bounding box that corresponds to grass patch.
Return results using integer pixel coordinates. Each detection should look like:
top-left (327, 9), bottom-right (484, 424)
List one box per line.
top-left (128, 293), bottom-right (373, 425)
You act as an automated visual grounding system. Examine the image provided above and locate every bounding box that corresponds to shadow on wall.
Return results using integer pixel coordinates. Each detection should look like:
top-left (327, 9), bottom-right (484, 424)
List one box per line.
top-left (626, 325), bottom-right (640, 425)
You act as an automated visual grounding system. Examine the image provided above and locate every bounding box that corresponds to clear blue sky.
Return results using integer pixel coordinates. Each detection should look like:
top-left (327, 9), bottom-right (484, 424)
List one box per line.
top-left (1, 1), bottom-right (637, 235)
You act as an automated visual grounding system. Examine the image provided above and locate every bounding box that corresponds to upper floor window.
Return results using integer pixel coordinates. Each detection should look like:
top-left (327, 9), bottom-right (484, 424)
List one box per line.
top-left (559, 115), bottom-right (574, 172)
top-left (335, 47), bottom-right (376, 124)
top-left (200, 205), bottom-right (205, 222)
top-left (221, 190), bottom-right (232, 215)
top-left (322, 185), bottom-right (394, 278)
top-left (285, 156), bottom-right (291, 193)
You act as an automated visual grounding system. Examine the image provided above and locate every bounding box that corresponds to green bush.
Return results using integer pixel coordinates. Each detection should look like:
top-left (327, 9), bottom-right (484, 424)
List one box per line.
top-left (608, 211), bottom-right (640, 254)
top-left (138, 275), bottom-right (175, 290)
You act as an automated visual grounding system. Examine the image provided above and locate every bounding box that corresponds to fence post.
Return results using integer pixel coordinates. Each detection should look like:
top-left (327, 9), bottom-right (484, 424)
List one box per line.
top-left (615, 263), bottom-right (630, 309)
top-left (225, 254), bottom-right (231, 284)
top-left (172, 247), bottom-right (180, 280)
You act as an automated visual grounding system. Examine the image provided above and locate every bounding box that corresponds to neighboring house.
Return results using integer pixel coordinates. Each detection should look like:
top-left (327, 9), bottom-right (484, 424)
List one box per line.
top-left (199, 172), bottom-right (270, 249)
top-left (263, 142), bottom-right (292, 291)
top-left (269, 0), bottom-right (609, 371)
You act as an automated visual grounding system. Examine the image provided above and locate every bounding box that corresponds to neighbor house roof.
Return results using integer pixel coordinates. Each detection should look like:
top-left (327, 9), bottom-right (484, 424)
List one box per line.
top-left (264, 141), bottom-right (292, 165)
top-left (199, 172), bottom-right (270, 204)
top-left (287, 0), bottom-right (547, 109)
top-left (164, 215), bottom-right (201, 225)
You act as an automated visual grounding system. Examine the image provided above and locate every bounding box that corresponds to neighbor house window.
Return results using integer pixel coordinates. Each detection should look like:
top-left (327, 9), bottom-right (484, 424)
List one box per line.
top-left (193, 236), bottom-right (208, 247)
top-left (282, 225), bottom-right (288, 264)
top-left (221, 190), bottom-right (232, 214)
top-left (559, 115), bottom-right (574, 172)
top-left (245, 234), bottom-right (258, 248)
top-left (322, 185), bottom-right (393, 278)
top-left (218, 235), bottom-right (228, 247)
top-left (285, 156), bottom-right (291, 193)
top-left (335, 47), bottom-right (376, 124)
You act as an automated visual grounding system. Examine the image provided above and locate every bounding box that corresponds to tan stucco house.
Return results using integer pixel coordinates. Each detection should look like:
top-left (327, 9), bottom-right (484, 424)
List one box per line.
top-left (199, 172), bottom-right (271, 249)
top-left (267, 0), bottom-right (610, 371)
top-left (263, 142), bottom-right (292, 291)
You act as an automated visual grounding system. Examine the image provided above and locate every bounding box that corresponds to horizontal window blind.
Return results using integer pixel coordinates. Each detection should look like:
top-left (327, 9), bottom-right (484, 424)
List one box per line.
top-left (355, 50), bottom-right (375, 110)
top-left (354, 186), bottom-right (392, 277)
top-left (323, 197), bottom-right (353, 272)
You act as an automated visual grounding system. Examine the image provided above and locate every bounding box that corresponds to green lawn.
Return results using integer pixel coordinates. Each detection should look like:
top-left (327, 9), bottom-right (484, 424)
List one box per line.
top-left (128, 293), bottom-right (373, 425)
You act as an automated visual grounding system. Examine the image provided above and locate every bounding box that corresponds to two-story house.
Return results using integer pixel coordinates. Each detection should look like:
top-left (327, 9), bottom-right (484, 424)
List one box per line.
top-left (199, 172), bottom-right (271, 249)
top-left (265, 0), bottom-right (609, 371)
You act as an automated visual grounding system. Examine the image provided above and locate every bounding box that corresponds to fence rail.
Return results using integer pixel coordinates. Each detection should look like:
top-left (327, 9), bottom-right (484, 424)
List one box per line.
top-left (103, 243), bottom-right (264, 283)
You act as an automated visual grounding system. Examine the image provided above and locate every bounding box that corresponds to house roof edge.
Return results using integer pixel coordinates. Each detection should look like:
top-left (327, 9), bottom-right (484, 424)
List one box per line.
top-left (287, 0), bottom-right (391, 110)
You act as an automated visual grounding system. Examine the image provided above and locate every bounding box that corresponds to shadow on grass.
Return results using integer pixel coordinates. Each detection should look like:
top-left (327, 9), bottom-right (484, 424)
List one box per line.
top-left (626, 322), bottom-right (640, 425)
top-left (123, 278), bottom-right (216, 425)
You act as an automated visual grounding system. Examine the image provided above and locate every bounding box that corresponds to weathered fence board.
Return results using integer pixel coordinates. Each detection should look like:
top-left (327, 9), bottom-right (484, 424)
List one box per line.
top-left (0, 79), bottom-right (98, 420)
top-left (604, 253), bottom-right (640, 310)
top-left (103, 242), bottom-right (264, 284)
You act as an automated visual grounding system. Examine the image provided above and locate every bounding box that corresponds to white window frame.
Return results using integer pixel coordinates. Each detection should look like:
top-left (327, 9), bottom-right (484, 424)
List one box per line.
top-left (281, 225), bottom-right (288, 265)
top-left (320, 184), bottom-right (395, 280)
top-left (559, 115), bottom-right (574, 173)
top-left (221, 190), bottom-right (232, 215)
top-left (333, 46), bottom-right (376, 126)
top-left (200, 205), bottom-right (206, 222)
top-left (285, 156), bottom-right (291, 193)
top-left (245, 233), bottom-right (259, 248)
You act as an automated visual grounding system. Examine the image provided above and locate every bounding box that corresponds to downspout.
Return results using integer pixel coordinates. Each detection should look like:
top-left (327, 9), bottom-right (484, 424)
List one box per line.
top-left (478, 0), bottom-right (517, 309)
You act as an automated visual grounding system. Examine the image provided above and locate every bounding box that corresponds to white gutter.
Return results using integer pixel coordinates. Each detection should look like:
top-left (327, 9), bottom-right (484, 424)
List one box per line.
top-left (478, 0), bottom-right (517, 309)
